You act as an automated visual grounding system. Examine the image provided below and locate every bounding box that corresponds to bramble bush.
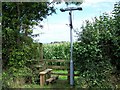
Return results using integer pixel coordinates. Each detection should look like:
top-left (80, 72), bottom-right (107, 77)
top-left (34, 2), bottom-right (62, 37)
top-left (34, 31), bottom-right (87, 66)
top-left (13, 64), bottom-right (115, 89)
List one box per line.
top-left (73, 2), bottom-right (120, 88)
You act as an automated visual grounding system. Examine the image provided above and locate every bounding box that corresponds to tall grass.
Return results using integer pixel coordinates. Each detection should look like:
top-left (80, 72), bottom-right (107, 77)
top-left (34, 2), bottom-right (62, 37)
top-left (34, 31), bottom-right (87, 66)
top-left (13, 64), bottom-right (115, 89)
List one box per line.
top-left (43, 42), bottom-right (70, 60)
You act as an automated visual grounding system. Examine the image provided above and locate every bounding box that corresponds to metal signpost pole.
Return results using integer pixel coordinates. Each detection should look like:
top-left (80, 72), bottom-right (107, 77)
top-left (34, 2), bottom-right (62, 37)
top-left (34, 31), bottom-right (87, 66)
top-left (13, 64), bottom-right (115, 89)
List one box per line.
top-left (60, 7), bottom-right (82, 86)
top-left (69, 10), bottom-right (74, 86)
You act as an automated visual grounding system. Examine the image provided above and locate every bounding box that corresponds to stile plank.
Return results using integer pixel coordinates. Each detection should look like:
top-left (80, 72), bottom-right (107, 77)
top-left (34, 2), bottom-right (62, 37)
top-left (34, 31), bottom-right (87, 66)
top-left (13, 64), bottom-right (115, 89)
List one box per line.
top-left (47, 66), bottom-right (67, 69)
top-left (44, 59), bottom-right (69, 63)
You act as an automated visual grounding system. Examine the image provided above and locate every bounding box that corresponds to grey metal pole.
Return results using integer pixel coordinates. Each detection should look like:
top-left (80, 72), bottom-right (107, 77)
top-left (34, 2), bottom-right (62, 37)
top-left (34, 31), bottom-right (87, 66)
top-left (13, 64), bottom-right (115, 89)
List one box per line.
top-left (60, 7), bottom-right (82, 86)
top-left (69, 11), bottom-right (74, 86)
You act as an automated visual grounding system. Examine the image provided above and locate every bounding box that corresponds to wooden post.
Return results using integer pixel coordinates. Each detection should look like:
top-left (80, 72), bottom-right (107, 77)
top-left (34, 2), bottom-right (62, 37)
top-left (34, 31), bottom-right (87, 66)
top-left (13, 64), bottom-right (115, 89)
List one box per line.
top-left (47, 71), bottom-right (51, 79)
top-left (40, 69), bottom-right (52, 86)
top-left (39, 43), bottom-right (43, 61)
top-left (40, 74), bottom-right (45, 86)
top-left (67, 62), bottom-right (70, 82)
top-left (67, 69), bottom-right (70, 82)
top-left (39, 43), bottom-right (46, 70)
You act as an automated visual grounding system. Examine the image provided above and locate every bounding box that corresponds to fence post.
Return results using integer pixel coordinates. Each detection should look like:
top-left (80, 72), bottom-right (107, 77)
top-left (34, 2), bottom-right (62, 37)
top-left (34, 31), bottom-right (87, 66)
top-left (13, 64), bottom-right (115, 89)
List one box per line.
top-left (67, 62), bottom-right (70, 82)
top-left (39, 43), bottom-right (46, 70)
top-left (39, 43), bottom-right (43, 61)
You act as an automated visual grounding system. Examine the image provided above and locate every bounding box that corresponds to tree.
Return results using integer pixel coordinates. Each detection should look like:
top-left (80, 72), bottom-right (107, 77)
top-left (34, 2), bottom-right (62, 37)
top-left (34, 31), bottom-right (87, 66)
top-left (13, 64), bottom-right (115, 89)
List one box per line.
top-left (2, 2), bottom-right (57, 88)
top-left (2, 2), bottom-right (56, 69)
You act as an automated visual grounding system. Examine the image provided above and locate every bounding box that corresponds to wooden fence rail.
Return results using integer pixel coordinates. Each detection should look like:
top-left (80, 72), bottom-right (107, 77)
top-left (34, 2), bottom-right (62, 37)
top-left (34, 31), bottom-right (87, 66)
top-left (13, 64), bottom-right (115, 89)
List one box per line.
top-left (41, 59), bottom-right (79, 81)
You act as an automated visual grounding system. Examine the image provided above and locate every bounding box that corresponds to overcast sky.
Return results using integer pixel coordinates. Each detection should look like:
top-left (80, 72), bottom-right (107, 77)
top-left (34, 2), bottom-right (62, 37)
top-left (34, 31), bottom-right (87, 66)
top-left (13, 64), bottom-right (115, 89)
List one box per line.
top-left (32, 0), bottom-right (119, 43)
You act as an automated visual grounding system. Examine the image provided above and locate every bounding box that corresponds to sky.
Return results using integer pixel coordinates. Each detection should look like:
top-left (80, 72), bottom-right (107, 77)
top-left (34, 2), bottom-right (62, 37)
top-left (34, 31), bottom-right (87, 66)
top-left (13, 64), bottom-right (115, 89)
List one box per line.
top-left (32, 0), bottom-right (119, 43)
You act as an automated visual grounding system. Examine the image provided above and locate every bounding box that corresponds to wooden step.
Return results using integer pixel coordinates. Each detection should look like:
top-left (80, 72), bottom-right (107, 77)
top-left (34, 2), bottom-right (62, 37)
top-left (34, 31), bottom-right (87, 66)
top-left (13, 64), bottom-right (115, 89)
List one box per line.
top-left (45, 76), bottom-right (59, 85)
top-left (46, 77), bottom-right (54, 85)
top-left (51, 75), bottom-right (59, 80)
